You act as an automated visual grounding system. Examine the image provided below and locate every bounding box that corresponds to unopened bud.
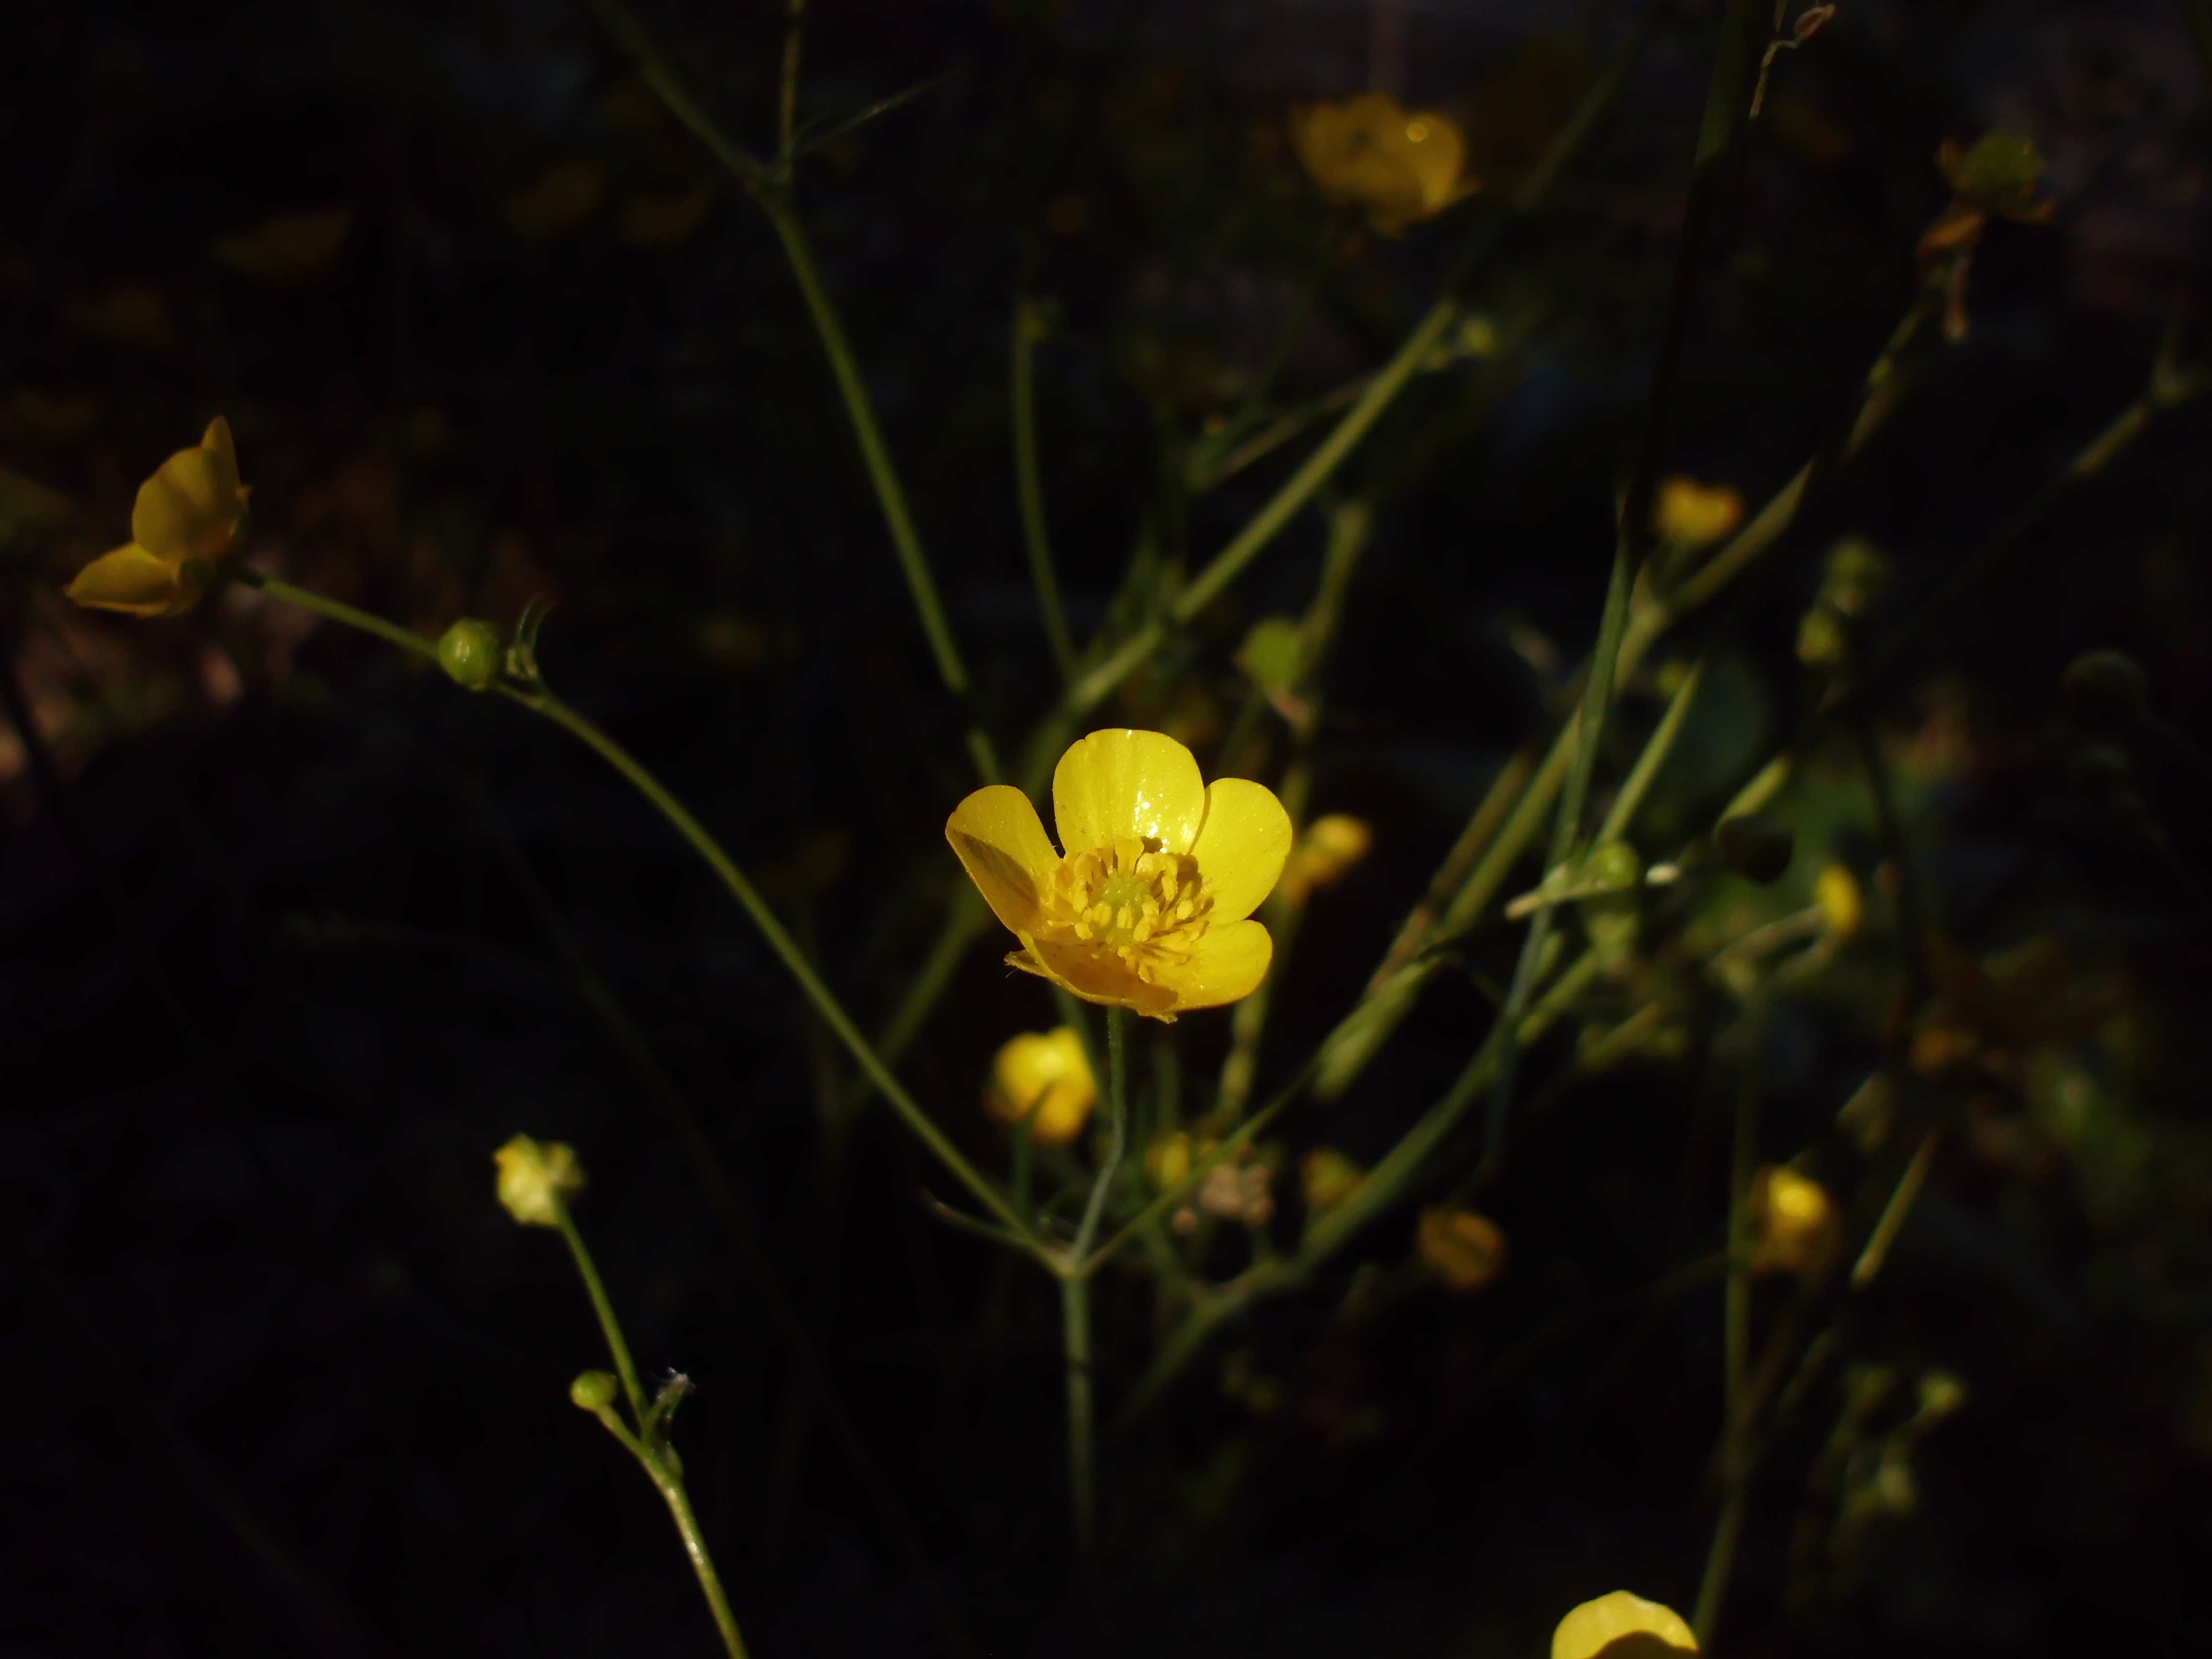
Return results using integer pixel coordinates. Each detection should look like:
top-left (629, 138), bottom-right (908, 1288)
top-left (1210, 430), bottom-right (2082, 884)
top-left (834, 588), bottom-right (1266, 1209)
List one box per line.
top-left (437, 618), bottom-right (505, 691)
top-left (570, 1370), bottom-right (619, 1411)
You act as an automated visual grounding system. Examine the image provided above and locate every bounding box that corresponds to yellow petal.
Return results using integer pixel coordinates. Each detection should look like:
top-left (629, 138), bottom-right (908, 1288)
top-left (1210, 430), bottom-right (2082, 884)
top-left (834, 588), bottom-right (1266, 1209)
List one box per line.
top-left (1014, 933), bottom-right (1181, 1019)
top-left (946, 784), bottom-right (1061, 937)
top-left (1187, 778), bottom-right (1292, 922)
top-left (1151, 918), bottom-right (1272, 1012)
top-left (202, 415), bottom-right (240, 485)
top-left (1052, 728), bottom-right (1206, 856)
top-left (64, 543), bottom-right (201, 616)
top-left (986, 1027), bottom-right (1097, 1145)
top-left (1551, 1591), bottom-right (1697, 1659)
top-left (131, 440), bottom-right (243, 562)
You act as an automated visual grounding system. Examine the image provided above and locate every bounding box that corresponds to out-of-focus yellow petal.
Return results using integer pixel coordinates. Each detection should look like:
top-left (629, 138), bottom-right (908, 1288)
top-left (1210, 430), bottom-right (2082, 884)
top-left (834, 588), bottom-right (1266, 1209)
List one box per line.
top-left (945, 784), bottom-right (1061, 936)
top-left (1187, 778), bottom-right (1292, 923)
top-left (1291, 92), bottom-right (1475, 233)
top-left (1149, 918), bottom-right (1272, 1012)
top-left (986, 1027), bottom-right (1097, 1144)
top-left (1417, 1206), bottom-right (1507, 1291)
top-left (1052, 728), bottom-right (1206, 856)
top-left (493, 1134), bottom-right (586, 1227)
top-left (131, 439), bottom-right (244, 562)
top-left (64, 543), bottom-right (201, 616)
top-left (1656, 477), bottom-right (1744, 550)
top-left (1010, 932), bottom-right (1183, 1018)
top-left (1551, 1590), bottom-right (1697, 1659)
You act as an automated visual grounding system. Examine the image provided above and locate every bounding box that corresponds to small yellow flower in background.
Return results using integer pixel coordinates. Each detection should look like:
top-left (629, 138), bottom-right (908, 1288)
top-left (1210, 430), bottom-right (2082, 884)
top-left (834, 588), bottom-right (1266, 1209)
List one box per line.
top-left (65, 417), bottom-right (250, 617)
top-left (1752, 1165), bottom-right (1841, 1277)
top-left (984, 1026), bottom-right (1097, 1146)
top-left (1417, 1205), bottom-right (1506, 1291)
top-left (1282, 814), bottom-right (1374, 902)
top-left (945, 728), bottom-right (1292, 1022)
top-left (1655, 476), bottom-right (1745, 550)
top-left (1146, 1130), bottom-right (1208, 1190)
top-left (1552, 1590), bottom-right (1697, 1659)
top-left (1815, 862), bottom-right (1863, 942)
top-left (213, 208), bottom-right (355, 282)
top-left (1290, 92), bottom-right (1478, 234)
top-left (493, 1134), bottom-right (586, 1227)
top-left (1300, 1147), bottom-right (1363, 1214)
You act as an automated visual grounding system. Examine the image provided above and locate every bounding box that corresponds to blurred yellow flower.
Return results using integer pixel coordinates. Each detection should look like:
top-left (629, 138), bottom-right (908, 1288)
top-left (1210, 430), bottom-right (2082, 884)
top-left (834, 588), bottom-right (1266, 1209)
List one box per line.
top-left (1815, 862), bottom-right (1863, 941)
top-left (65, 417), bottom-right (249, 617)
top-left (946, 729), bottom-right (1292, 1021)
top-left (1552, 1590), bottom-right (1697, 1659)
top-left (985, 1026), bottom-right (1097, 1145)
top-left (493, 1134), bottom-right (586, 1227)
top-left (1417, 1206), bottom-right (1506, 1291)
top-left (1655, 476), bottom-right (1745, 550)
top-left (1752, 1165), bottom-right (1841, 1277)
top-left (213, 208), bottom-right (354, 282)
top-left (1300, 1147), bottom-right (1363, 1214)
top-left (1147, 1131), bottom-right (1206, 1190)
top-left (1290, 92), bottom-right (1477, 234)
top-left (1284, 814), bottom-right (1374, 902)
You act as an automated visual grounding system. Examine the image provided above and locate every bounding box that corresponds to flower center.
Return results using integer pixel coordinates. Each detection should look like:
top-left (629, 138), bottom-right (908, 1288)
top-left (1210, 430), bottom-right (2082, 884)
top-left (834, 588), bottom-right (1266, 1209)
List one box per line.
top-left (1044, 835), bottom-right (1211, 979)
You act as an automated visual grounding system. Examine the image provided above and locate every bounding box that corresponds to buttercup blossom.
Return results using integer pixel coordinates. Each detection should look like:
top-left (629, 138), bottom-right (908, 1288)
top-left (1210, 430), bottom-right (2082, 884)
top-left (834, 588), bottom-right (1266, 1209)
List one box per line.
top-left (1290, 92), bottom-right (1478, 234)
top-left (1552, 1590), bottom-right (1697, 1659)
top-left (1655, 476), bottom-right (1744, 550)
top-left (985, 1027), bottom-right (1098, 1146)
top-left (66, 417), bottom-right (249, 617)
top-left (1282, 813), bottom-right (1374, 902)
top-left (1417, 1206), bottom-right (1507, 1291)
top-left (946, 729), bottom-right (1292, 1021)
top-left (1752, 1165), bottom-right (1842, 1277)
top-left (493, 1134), bottom-right (586, 1227)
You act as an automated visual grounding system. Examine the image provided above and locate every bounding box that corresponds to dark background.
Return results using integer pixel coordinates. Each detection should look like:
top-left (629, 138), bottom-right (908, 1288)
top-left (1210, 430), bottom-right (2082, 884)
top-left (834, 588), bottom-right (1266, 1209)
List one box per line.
top-left (4, 0), bottom-right (2211, 1654)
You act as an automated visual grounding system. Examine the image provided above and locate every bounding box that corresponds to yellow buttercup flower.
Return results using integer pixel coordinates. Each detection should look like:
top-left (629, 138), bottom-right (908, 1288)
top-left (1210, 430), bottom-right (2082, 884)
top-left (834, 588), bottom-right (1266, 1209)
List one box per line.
top-left (1290, 92), bottom-right (1478, 234)
top-left (1417, 1205), bottom-right (1507, 1291)
top-left (1552, 1590), bottom-right (1697, 1659)
top-left (946, 729), bottom-right (1292, 1022)
top-left (985, 1026), bottom-right (1098, 1146)
top-left (1655, 476), bottom-right (1745, 550)
top-left (493, 1134), bottom-right (586, 1227)
top-left (1284, 814), bottom-right (1374, 901)
top-left (1752, 1165), bottom-right (1841, 1277)
top-left (65, 417), bottom-right (249, 617)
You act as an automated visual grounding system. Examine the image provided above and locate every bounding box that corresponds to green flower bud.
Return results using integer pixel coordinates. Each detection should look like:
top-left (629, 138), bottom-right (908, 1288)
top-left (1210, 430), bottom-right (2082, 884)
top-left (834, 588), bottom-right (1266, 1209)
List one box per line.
top-left (2057, 649), bottom-right (2148, 739)
top-left (437, 618), bottom-right (505, 691)
top-left (1236, 615), bottom-right (1304, 693)
top-left (1713, 814), bottom-right (1795, 884)
top-left (570, 1370), bottom-right (619, 1411)
top-left (1577, 841), bottom-right (1643, 894)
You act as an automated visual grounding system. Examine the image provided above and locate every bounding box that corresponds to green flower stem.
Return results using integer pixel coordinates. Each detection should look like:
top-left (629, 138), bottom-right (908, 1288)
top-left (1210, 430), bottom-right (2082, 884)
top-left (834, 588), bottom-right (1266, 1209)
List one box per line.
top-left (555, 1205), bottom-right (648, 1423)
top-left (1013, 296), bottom-right (1077, 680)
top-left (243, 575), bottom-right (440, 661)
top-left (1597, 658), bottom-right (1706, 845)
top-left (1693, 988), bottom-right (1766, 1646)
top-left (1059, 1005), bottom-right (1129, 1564)
top-left (239, 574), bottom-right (1043, 1255)
top-left (522, 686), bottom-right (1037, 1248)
top-left (560, 1209), bottom-right (751, 1659)
top-left (1486, 0), bottom-right (1764, 1164)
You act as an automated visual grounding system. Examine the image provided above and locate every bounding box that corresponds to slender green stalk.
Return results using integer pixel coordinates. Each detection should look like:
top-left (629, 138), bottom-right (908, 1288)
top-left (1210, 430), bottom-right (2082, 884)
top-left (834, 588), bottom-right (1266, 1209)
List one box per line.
top-left (1694, 990), bottom-right (1765, 1645)
top-left (245, 574), bottom-right (440, 660)
top-left (1013, 296), bottom-right (1077, 679)
top-left (524, 687), bottom-right (1033, 1244)
top-left (240, 574), bottom-right (1043, 1254)
top-left (1597, 658), bottom-right (1706, 843)
top-left (1059, 1272), bottom-right (1097, 1563)
top-left (556, 1205), bottom-right (648, 1423)
top-left (1487, 0), bottom-right (1763, 1162)
top-left (559, 1205), bottom-right (751, 1659)
top-left (1061, 1006), bottom-right (1129, 1563)
top-left (1851, 1126), bottom-right (1939, 1289)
